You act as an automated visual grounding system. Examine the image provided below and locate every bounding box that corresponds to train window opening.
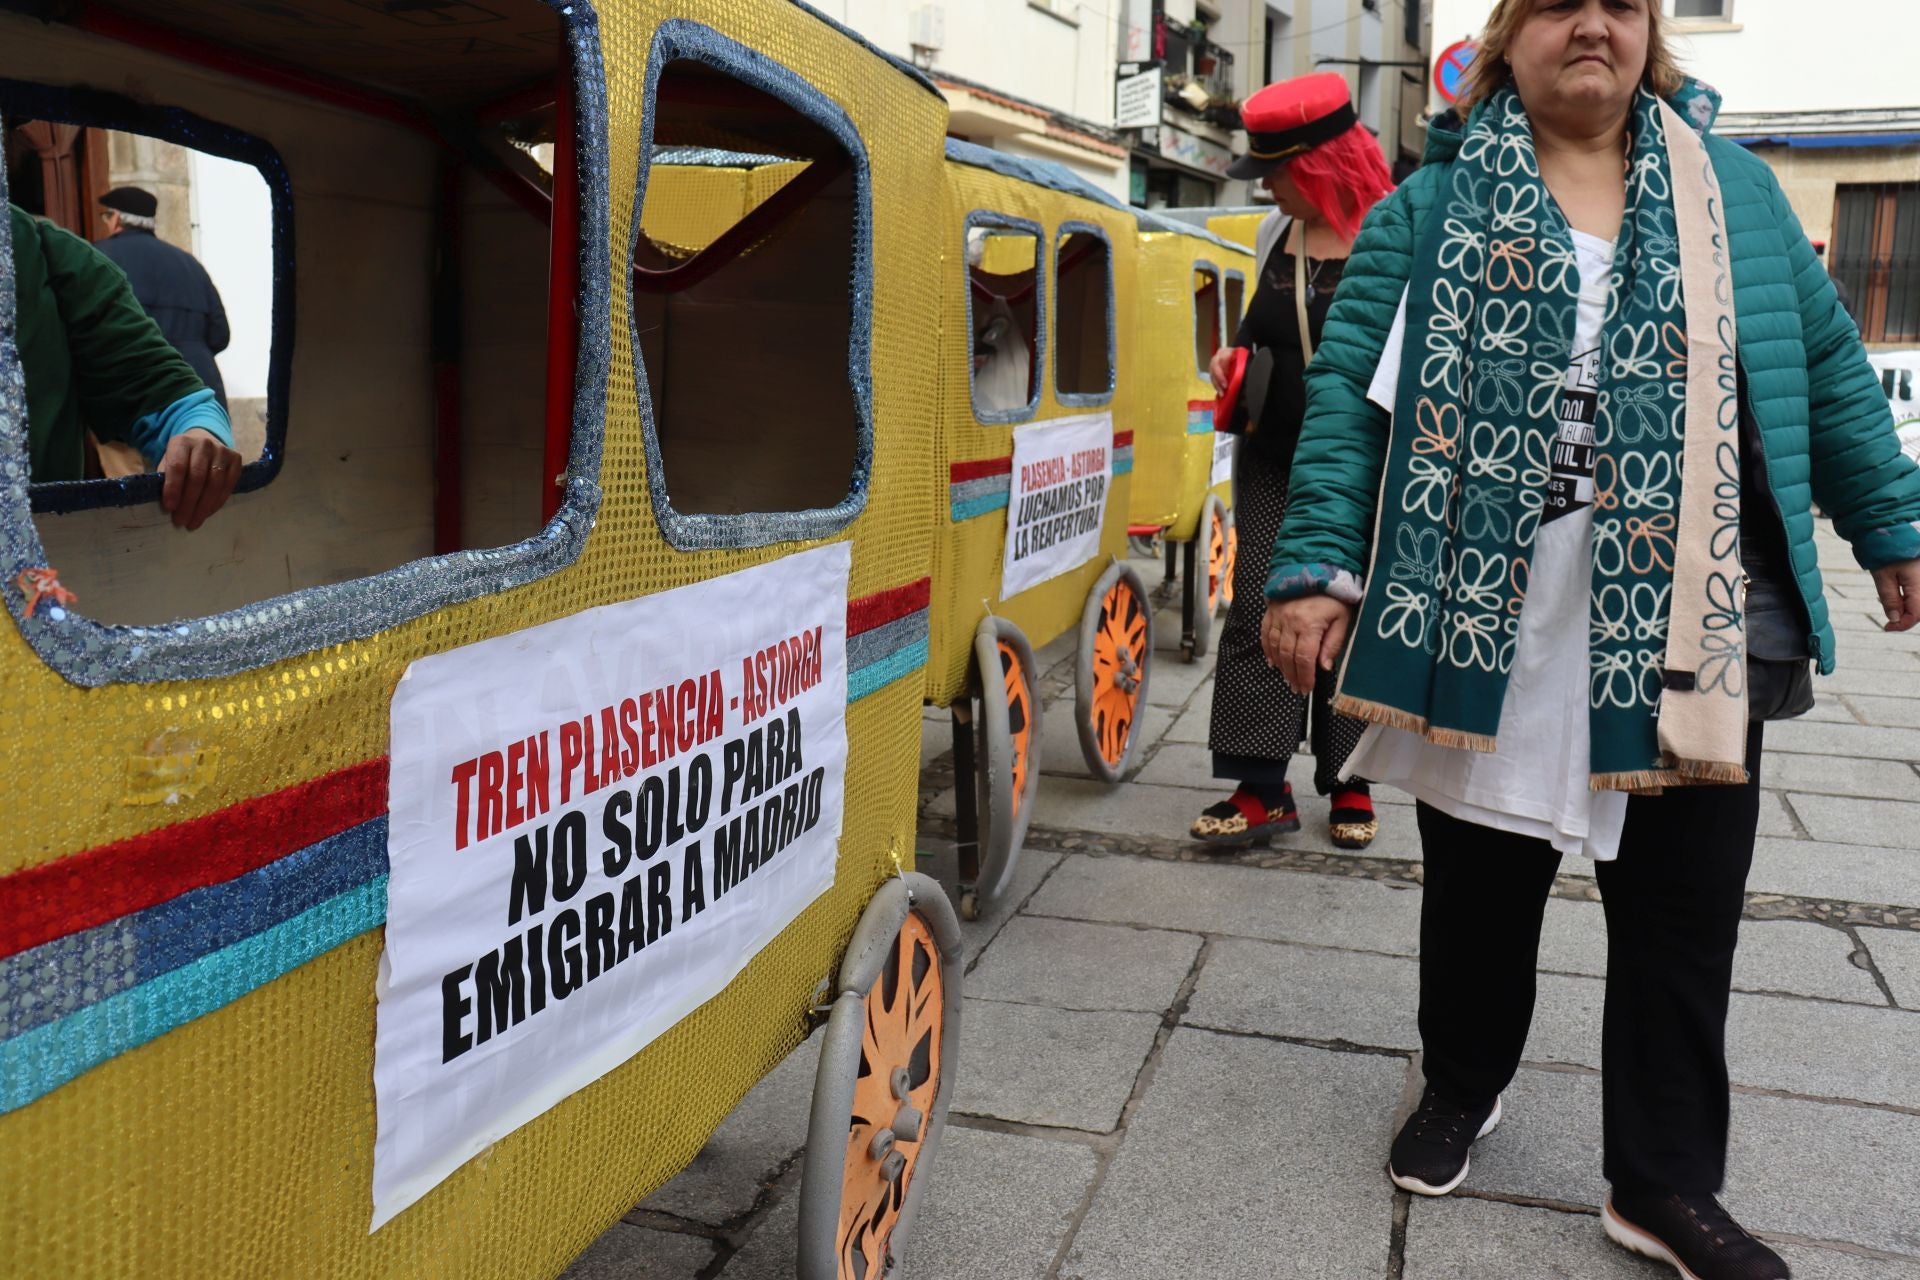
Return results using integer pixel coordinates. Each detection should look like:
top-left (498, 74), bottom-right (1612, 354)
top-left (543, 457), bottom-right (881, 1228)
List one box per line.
top-left (5, 97), bottom-right (284, 505)
top-left (630, 56), bottom-right (864, 537)
top-left (0, 0), bottom-right (600, 654)
top-left (1193, 266), bottom-right (1222, 376)
top-left (968, 220), bottom-right (1041, 421)
top-left (1223, 271), bottom-right (1246, 342)
top-left (1053, 227), bottom-right (1113, 405)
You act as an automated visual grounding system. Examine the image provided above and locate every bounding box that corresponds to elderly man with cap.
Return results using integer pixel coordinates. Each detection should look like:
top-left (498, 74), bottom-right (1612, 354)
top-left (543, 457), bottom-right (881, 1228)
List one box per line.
top-left (9, 197), bottom-right (242, 529)
top-left (1190, 72), bottom-right (1396, 852)
top-left (95, 184), bottom-right (231, 406)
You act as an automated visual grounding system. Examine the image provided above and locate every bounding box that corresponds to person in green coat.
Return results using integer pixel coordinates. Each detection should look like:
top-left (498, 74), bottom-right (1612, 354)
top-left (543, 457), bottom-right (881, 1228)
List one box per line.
top-left (1259, 1), bottom-right (1920, 1277)
top-left (9, 200), bottom-right (242, 530)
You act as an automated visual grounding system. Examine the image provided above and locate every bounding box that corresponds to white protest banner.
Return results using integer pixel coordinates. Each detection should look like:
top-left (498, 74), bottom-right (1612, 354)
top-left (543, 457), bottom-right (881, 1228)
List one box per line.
top-left (1001, 412), bottom-right (1113, 600)
top-left (371, 543), bottom-right (850, 1229)
top-left (1868, 351), bottom-right (1920, 464)
top-left (1210, 431), bottom-right (1235, 488)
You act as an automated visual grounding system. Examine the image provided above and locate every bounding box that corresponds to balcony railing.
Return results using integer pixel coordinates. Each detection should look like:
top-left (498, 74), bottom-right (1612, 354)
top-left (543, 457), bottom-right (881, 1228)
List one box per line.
top-left (1155, 19), bottom-right (1238, 130)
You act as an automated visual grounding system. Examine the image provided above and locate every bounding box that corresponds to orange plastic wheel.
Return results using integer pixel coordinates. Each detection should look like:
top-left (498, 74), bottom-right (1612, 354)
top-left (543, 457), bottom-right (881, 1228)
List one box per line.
top-left (1184, 493), bottom-right (1227, 660)
top-left (836, 910), bottom-right (944, 1279)
top-left (968, 615), bottom-right (1039, 906)
top-left (998, 638), bottom-right (1034, 823)
top-left (1206, 499), bottom-right (1230, 616)
top-left (1074, 561), bottom-right (1153, 782)
top-left (799, 874), bottom-right (961, 1280)
top-left (1221, 510), bottom-right (1238, 613)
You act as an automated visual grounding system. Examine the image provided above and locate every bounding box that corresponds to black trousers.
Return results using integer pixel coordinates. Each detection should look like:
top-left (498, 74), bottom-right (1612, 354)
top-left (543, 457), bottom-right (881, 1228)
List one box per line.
top-left (1415, 723), bottom-right (1764, 1196)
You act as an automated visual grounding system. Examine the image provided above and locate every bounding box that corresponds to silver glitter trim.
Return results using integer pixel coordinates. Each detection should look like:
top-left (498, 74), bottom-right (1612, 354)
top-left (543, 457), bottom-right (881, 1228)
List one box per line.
top-left (0, 0), bottom-right (612, 688)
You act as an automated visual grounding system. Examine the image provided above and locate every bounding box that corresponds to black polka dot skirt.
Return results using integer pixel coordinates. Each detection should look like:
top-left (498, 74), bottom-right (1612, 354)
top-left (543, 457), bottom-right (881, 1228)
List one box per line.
top-left (1207, 445), bottom-right (1369, 796)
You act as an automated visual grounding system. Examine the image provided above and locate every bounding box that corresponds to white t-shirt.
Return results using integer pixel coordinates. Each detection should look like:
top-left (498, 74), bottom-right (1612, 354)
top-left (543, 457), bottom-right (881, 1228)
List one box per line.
top-left (1346, 229), bottom-right (1630, 861)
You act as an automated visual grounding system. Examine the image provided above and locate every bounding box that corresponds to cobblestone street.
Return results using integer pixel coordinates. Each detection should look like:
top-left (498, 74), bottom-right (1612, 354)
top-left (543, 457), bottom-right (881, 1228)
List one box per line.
top-left (569, 526), bottom-right (1920, 1279)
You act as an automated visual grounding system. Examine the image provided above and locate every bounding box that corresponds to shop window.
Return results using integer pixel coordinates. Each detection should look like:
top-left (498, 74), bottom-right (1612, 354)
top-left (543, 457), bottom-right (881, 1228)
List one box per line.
top-left (1193, 264), bottom-right (1222, 376)
top-left (1053, 225), bottom-right (1113, 405)
top-left (966, 216), bottom-right (1043, 422)
top-left (630, 50), bottom-right (868, 547)
top-left (3, 84), bottom-right (287, 513)
top-left (1223, 270), bottom-right (1246, 344)
top-left (1832, 182), bottom-right (1920, 344)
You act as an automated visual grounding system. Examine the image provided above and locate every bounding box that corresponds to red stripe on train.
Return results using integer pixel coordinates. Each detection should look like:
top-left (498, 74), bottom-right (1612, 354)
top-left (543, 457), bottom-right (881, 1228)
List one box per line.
top-left (949, 456), bottom-right (1013, 483)
top-left (848, 578), bottom-right (931, 636)
top-left (3, 578), bottom-right (942, 958)
top-left (0, 760), bottom-right (388, 961)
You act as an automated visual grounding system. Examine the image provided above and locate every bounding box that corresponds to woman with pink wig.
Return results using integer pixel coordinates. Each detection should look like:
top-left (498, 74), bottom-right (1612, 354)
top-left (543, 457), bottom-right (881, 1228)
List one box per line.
top-left (1192, 72), bottom-right (1395, 851)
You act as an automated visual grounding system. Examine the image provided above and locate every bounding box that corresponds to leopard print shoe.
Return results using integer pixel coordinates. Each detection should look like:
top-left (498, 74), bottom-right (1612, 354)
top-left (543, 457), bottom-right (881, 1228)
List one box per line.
top-left (1191, 785), bottom-right (1301, 847)
top-left (1328, 784), bottom-right (1379, 850)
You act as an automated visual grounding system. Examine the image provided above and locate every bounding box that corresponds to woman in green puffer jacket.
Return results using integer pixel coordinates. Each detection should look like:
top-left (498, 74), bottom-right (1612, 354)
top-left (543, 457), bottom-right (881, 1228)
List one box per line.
top-left (1259, 2), bottom-right (1920, 1277)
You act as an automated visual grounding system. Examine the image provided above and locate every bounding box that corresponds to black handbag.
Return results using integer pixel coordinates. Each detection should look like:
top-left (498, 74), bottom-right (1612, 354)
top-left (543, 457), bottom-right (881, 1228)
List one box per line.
top-left (1743, 573), bottom-right (1815, 722)
top-left (1218, 346), bottom-right (1274, 437)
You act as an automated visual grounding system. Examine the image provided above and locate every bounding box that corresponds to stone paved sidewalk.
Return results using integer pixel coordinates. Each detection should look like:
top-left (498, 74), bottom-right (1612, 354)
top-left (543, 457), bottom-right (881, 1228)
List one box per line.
top-left (566, 526), bottom-right (1920, 1279)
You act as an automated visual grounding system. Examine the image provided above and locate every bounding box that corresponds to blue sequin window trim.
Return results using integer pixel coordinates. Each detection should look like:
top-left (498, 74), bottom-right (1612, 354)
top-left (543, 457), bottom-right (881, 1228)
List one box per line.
top-left (0, 78), bottom-right (296, 516)
top-left (629, 20), bottom-right (875, 553)
top-left (0, 0), bottom-right (613, 688)
top-left (942, 138), bottom-right (1247, 256)
top-left (1052, 220), bottom-right (1116, 409)
top-left (964, 210), bottom-right (1046, 426)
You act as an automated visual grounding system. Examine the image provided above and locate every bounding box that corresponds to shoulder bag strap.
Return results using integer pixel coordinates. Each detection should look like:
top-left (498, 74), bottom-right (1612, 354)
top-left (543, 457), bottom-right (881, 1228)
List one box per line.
top-left (1293, 218), bottom-right (1314, 367)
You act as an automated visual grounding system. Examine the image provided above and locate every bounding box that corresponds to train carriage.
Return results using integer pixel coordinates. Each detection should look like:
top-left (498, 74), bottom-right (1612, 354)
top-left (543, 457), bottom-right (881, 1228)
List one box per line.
top-left (1123, 214), bottom-right (1253, 661)
top-left (0, 2), bottom-right (964, 1277)
top-left (923, 141), bottom-right (1157, 919)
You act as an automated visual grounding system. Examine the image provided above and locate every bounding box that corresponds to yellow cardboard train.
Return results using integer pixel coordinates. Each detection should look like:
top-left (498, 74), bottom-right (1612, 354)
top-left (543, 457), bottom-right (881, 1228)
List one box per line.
top-left (0, 1), bottom-right (1250, 1276)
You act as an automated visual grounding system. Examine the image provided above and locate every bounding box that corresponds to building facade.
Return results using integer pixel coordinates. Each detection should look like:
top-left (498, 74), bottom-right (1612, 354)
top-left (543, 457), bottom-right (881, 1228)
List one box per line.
top-left (1427, 0), bottom-right (1920, 347)
top-left (824, 1), bottom-right (1427, 209)
top-left (817, 0), bottom-right (1132, 198)
top-left (1119, 0), bottom-right (1430, 207)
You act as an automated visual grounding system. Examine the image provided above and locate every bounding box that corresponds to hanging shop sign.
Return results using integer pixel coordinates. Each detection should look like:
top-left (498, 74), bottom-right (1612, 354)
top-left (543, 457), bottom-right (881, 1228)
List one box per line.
top-left (1116, 64), bottom-right (1163, 130)
top-left (1156, 124), bottom-right (1233, 177)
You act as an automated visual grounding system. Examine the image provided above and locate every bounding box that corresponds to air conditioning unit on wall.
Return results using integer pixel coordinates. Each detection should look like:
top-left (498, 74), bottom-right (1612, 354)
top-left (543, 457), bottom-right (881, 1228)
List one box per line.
top-left (910, 4), bottom-right (945, 58)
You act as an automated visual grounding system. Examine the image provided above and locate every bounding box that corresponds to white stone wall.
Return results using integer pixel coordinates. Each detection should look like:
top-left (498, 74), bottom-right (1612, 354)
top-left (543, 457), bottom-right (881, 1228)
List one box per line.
top-left (1427, 0), bottom-right (1920, 120)
top-left (819, 0), bottom-right (1124, 195)
top-left (824, 0), bottom-right (1118, 126)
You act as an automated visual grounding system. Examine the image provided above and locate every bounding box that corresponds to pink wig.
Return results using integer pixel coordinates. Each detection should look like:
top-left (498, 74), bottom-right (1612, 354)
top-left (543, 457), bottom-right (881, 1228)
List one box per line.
top-left (1284, 125), bottom-right (1396, 243)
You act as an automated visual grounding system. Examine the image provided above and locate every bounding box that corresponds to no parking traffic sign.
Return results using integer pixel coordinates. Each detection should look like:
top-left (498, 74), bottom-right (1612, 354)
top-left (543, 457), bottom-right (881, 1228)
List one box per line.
top-left (1433, 39), bottom-right (1477, 105)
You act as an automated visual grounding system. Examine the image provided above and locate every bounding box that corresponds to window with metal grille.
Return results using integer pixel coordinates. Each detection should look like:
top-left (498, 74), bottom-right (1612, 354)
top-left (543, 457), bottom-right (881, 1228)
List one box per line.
top-left (1830, 182), bottom-right (1920, 343)
top-left (1672, 0), bottom-right (1731, 18)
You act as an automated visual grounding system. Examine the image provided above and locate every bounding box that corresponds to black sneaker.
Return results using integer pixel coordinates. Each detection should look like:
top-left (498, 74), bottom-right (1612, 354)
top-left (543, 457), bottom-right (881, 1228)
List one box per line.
top-left (1604, 1192), bottom-right (1791, 1280)
top-left (1387, 1086), bottom-right (1503, 1196)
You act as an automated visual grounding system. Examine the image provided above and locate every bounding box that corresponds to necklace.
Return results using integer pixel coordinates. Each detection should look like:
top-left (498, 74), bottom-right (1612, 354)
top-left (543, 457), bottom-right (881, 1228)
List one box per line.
top-left (1302, 256), bottom-right (1328, 303)
top-left (1295, 219), bottom-right (1331, 302)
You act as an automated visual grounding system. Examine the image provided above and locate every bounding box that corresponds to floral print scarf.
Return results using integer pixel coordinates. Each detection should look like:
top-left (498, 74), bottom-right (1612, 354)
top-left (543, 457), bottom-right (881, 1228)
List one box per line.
top-left (1337, 85), bottom-right (1748, 789)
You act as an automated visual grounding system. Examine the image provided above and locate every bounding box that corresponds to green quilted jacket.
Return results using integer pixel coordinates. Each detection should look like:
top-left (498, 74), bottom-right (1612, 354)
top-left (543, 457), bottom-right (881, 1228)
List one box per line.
top-left (1267, 108), bottom-right (1920, 675)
